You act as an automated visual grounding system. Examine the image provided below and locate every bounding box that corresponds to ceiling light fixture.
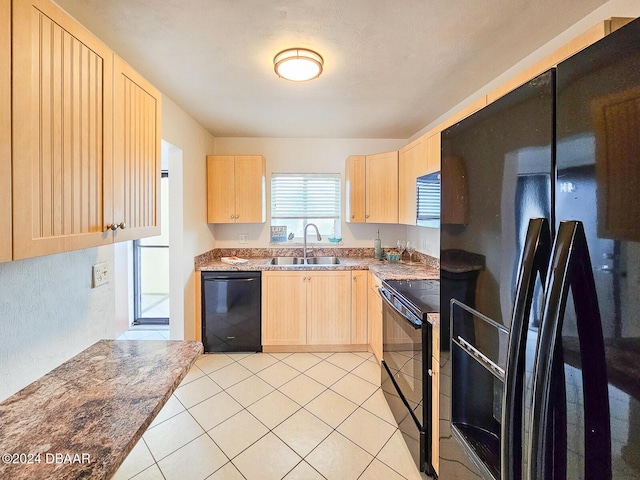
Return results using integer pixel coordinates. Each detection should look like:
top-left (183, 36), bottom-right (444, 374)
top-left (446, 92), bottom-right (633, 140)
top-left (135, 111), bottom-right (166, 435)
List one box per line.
top-left (273, 48), bottom-right (324, 82)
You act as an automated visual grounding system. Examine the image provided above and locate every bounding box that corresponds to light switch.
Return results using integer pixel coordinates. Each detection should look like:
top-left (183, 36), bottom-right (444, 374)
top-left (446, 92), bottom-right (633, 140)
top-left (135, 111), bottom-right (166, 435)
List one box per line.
top-left (92, 262), bottom-right (109, 288)
top-left (239, 234), bottom-right (248, 244)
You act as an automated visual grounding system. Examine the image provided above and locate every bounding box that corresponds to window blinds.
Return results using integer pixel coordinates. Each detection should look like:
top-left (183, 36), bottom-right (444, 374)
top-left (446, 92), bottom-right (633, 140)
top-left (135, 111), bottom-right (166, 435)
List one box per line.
top-left (417, 173), bottom-right (441, 220)
top-left (271, 173), bottom-right (341, 219)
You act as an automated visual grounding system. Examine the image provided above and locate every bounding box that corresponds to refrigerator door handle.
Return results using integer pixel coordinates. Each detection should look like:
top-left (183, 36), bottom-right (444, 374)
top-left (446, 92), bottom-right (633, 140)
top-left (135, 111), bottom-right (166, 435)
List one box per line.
top-left (528, 221), bottom-right (611, 480)
top-left (502, 217), bottom-right (551, 480)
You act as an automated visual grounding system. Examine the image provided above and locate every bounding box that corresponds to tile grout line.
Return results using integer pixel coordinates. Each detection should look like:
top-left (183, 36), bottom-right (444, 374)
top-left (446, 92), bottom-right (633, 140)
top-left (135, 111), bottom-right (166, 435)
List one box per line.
top-left (129, 352), bottom-right (407, 480)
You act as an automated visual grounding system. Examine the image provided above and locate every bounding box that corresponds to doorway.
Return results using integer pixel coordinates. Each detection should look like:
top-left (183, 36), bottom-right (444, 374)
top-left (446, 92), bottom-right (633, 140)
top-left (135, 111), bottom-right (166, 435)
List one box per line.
top-left (133, 172), bottom-right (170, 325)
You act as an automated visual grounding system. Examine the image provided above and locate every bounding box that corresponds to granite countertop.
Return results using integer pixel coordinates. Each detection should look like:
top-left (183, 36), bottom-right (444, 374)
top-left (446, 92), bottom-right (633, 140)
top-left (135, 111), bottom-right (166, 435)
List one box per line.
top-left (0, 340), bottom-right (202, 480)
top-left (195, 248), bottom-right (439, 281)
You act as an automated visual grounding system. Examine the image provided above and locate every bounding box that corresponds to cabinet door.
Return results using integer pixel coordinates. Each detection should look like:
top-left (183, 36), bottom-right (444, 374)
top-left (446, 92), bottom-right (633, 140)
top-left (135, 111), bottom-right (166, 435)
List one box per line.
top-left (12, 0), bottom-right (114, 259)
top-left (307, 271), bottom-right (351, 345)
top-left (398, 137), bottom-right (424, 225)
top-left (365, 151), bottom-right (398, 223)
top-left (351, 270), bottom-right (368, 344)
top-left (207, 156), bottom-right (235, 223)
top-left (262, 272), bottom-right (307, 345)
top-left (368, 272), bottom-right (383, 363)
top-left (112, 55), bottom-right (161, 241)
top-left (425, 133), bottom-right (441, 173)
top-left (345, 155), bottom-right (365, 223)
top-left (234, 155), bottom-right (265, 223)
top-left (0, 0), bottom-right (10, 262)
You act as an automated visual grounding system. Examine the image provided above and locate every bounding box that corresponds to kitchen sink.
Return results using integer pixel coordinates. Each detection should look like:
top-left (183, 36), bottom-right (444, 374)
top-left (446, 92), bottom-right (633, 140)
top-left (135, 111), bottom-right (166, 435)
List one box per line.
top-left (269, 256), bottom-right (342, 266)
top-left (304, 256), bottom-right (342, 265)
top-left (269, 257), bottom-right (306, 265)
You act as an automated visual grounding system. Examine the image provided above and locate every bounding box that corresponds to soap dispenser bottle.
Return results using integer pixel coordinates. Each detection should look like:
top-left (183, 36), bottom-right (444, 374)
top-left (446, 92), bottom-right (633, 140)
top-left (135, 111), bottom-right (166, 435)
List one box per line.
top-left (374, 229), bottom-right (382, 260)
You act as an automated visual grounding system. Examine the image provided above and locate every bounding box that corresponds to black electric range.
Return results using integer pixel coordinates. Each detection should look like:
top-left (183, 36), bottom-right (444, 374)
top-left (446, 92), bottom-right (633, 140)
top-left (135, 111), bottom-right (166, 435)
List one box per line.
top-left (379, 278), bottom-right (439, 476)
top-left (381, 279), bottom-right (440, 320)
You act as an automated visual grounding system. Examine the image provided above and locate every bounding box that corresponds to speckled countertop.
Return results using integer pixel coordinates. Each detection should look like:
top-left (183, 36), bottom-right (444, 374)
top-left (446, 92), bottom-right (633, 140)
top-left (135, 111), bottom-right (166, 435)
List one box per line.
top-left (195, 247), bottom-right (440, 281)
top-left (0, 340), bottom-right (202, 480)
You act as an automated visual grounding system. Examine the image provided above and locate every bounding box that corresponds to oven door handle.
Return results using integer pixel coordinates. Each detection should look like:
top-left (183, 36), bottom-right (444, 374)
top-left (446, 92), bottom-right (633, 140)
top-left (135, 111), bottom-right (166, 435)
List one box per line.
top-left (379, 287), bottom-right (422, 328)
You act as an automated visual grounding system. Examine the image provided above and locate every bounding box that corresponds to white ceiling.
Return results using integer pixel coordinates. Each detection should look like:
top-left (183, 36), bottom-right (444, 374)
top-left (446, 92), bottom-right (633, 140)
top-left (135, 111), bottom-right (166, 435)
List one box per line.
top-left (54, 0), bottom-right (608, 139)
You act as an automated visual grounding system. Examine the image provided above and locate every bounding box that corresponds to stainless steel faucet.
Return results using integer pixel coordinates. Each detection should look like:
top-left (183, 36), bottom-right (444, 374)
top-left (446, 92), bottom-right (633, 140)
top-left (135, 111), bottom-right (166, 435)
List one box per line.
top-left (303, 223), bottom-right (322, 260)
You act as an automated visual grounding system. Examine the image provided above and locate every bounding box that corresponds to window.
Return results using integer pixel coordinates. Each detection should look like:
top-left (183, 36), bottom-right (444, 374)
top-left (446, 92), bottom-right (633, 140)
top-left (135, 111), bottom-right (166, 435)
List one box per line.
top-left (271, 173), bottom-right (341, 241)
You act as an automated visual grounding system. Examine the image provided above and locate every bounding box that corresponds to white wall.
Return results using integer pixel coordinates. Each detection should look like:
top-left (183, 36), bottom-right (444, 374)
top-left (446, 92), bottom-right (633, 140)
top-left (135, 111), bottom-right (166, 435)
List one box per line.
top-left (410, 0), bottom-right (640, 144)
top-left (161, 96), bottom-right (216, 340)
top-left (404, 0), bottom-right (640, 260)
top-left (213, 137), bottom-right (409, 248)
top-left (0, 246), bottom-right (114, 401)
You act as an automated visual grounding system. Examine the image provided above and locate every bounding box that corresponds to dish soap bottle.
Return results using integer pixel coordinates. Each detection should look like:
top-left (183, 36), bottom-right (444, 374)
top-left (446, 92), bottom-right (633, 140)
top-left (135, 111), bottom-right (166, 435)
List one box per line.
top-left (374, 229), bottom-right (382, 260)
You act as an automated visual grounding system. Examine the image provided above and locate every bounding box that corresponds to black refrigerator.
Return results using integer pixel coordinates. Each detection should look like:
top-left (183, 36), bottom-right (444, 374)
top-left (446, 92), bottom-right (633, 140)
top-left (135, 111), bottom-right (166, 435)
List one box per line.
top-left (438, 17), bottom-right (640, 480)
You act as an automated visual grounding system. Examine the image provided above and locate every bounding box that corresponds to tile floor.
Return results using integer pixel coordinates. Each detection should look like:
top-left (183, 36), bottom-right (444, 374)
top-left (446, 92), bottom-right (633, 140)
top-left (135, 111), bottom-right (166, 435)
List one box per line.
top-left (112, 348), bottom-right (426, 480)
top-left (116, 326), bottom-right (170, 341)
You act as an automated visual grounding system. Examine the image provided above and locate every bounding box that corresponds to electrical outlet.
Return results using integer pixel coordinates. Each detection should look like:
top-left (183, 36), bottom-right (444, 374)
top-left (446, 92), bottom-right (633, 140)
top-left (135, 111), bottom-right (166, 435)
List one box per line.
top-left (239, 234), bottom-right (248, 244)
top-left (421, 237), bottom-right (427, 250)
top-left (92, 262), bottom-right (109, 288)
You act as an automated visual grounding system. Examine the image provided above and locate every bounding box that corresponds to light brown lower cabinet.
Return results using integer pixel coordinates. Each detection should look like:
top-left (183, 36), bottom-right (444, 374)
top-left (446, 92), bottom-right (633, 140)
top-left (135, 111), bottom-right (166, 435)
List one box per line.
top-left (368, 271), bottom-right (383, 363)
top-left (262, 270), bottom-right (352, 348)
top-left (351, 270), bottom-right (368, 345)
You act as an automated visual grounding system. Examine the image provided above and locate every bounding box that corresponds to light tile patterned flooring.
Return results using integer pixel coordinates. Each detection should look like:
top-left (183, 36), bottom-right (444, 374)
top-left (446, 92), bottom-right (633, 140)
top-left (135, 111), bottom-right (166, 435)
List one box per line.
top-left (112, 349), bottom-right (426, 480)
top-left (116, 327), bottom-right (170, 341)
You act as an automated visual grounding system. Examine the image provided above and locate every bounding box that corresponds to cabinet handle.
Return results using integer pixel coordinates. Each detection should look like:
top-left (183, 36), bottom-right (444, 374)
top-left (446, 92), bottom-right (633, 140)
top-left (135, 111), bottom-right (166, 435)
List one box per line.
top-left (351, 215), bottom-right (355, 219)
top-left (106, 223), bottom-right (118, 231)
top-left (365, 214), bottom-right (370, 219)
top-left (235, 215), bottom-right (239, 219)
top-left (118, 222), bottom-right (126, 230)
top-left (230, 215), bottom-right (234, 219)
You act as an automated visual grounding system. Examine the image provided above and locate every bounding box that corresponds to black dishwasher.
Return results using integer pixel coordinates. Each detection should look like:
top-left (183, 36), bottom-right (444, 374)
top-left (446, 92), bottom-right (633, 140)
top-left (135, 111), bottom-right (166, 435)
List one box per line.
top-left (201, 271), bottom-right (262, 353)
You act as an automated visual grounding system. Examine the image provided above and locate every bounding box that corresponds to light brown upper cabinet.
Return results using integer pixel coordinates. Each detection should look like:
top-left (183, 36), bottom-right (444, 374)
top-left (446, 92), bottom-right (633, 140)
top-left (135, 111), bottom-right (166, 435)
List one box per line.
top-left (345, 155), bottom-right (366, 223)
top-left (398, 133), bottom-right (440, 225)
top-left (111, 55), bottom-right (162, 241)
top-left (0, 0), bottom-right (10, 263)
top-left (345, 151), bottom-right (398, 224)
top-left (11, 0), bottom-right (162, 260)
top-left (207, 155), bottom-right (266, 223)
top-left (12, 0), bottom-right (114, 260)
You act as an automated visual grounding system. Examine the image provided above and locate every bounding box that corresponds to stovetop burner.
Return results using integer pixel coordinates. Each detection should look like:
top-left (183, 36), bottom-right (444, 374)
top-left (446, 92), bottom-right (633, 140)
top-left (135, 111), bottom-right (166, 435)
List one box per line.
top-left (383, 279), bottom-right (440, 315)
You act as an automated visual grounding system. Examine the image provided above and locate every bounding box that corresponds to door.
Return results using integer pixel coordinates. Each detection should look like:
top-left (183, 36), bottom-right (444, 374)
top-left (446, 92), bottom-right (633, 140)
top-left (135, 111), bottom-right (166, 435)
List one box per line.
top-left (351, 270), bottom-right (368, 344)
top-left (550, 19), bottom-right (640, 479)
top-left (440, 69), bottom-right (555, 479)
top-left (261, 272), bottom-right (307, 345)
top-left (207, 156), bottom-right (235, 223)
top-left (12, 0), bottom-right (114, 259)
top-left (307, 271), bottom-right (351, 344)
top-left (345, 155), bottom-right (365, 223)
top-left (234, 156), bottom-right (265, 223)
top-left (368, 272), bottom-right (383, 363)
top-left (365, 151), bottom-right (398, 223)
top-left (133, 173), bottom-right (170, 325)
top-left (112, 55), bottom-right (161, 241)
top-left (202, 272), bottom-right (261, 352)
top-left (398, 137), bottom-right (423, 225)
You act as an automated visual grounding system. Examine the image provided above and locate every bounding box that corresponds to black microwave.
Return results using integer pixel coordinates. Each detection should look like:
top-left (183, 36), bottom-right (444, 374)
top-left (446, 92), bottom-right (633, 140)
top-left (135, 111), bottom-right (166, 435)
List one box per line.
top-left (416, 171), bottom-right (440, 227)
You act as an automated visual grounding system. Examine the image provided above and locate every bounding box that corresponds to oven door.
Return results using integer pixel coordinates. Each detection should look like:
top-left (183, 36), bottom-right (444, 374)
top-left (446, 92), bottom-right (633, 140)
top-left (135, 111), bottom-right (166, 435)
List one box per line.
top-left (380, 291), bottom-right (426, 472)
